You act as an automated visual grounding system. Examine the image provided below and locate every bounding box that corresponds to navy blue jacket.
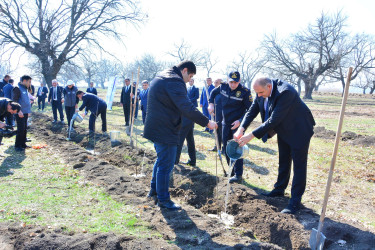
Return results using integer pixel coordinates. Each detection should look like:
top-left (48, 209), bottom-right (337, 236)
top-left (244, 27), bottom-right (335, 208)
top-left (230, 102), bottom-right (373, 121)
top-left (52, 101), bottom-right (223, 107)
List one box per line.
top-left (3, 83), bottom-right (14, 99)
top-left (187, 85), bottom-right (199, 107)
top-left (144, 66), bottom-right (209, 145)
top-left (86, 87), bottom-right (97, 95)
top-left (139, 88), bottom-right (149, 109)
top-left (209, 83), bottom-right (252, 125)
top-left (48, 86), bottom-right (64, 102)
top-left (37, 86), bottom-right (48, 99)
top-left (200, 84), bottom-right (214, 107)
top-left (0, 80), bottom-right (7, 97)
top-left (0, 98), bottom-right (13, 122)
top-left (212, 89), bottom-right (223, 124)
top-left (241, 79), bottom-right (315, 148)
top-left (79, 93), bottom-right (107, 114)
top-left (120, 85), bottom-right (135, 107)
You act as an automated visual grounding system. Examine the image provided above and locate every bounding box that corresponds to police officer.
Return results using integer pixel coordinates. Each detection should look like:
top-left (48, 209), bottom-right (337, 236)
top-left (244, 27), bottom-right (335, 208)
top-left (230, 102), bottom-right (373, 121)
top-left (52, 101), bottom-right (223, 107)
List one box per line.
top-left (138, 80), bottom-right (149, 124)
top-left (208, 71), bottom-right (253, 183)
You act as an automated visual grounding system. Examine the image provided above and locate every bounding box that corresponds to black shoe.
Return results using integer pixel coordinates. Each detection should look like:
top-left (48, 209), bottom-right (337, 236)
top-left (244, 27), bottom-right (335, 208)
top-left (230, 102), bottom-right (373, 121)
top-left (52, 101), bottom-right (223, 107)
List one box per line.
top-left (157, 200), bottom-right (181, 210)
top-left (229, 175), bottom-right (243, 184)
top-left (15, 147), bottom-right (25, 152)
top-left (60, 120), bottom-right (65, 125)
top-left (263, 189), bottom-right (285, 197)
top-left (52, 120), bottom-right (57, 124)
top-left (208, 146), bottom-right (217, 152)
top-left (182, 160), bottom-right (196, 167)
top-left (26, 138), bottom-right (32, 142)
top-left (281, 202), bottom-right (301, 214)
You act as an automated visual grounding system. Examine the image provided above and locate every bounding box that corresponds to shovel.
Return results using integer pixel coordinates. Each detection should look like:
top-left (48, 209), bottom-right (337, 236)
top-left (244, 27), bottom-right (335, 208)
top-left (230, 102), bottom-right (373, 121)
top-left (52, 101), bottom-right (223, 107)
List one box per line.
top-left (309, 67), bottom-right (353, 250)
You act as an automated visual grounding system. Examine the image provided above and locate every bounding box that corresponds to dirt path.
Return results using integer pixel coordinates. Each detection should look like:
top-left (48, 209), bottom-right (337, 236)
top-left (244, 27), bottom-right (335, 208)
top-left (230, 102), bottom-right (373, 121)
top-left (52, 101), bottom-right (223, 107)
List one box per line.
top-left (3, 112), bottom-right (373, 249)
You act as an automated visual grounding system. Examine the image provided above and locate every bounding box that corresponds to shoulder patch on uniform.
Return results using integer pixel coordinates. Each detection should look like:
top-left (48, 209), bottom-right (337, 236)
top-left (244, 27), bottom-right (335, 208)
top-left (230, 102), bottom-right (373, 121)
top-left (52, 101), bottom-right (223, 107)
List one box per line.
top-left (236, 91), bottom-right (241, 97)
top-left (249, 94), bottom-right (253, 102)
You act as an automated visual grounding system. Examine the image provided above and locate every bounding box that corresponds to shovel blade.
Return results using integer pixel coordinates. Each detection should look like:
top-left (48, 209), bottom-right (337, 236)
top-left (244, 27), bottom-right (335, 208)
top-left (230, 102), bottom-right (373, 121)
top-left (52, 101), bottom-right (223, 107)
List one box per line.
top-left (309, 228), bottom-right (326, 250)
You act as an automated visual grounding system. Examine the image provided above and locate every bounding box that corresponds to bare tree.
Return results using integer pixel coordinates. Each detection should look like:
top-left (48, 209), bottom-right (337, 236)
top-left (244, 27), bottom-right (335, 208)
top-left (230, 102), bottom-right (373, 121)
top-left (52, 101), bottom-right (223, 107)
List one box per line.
top-left (201, 48), bottom-right (218, 77)
top-left (94, 59), bottom-right (119, 89)
top-left (262, 11), bottom-right (348, 99)
top-left (166, 39), bottom-right (204, 65)
top-left (356, 69), bottom-right (375, 94)
top-left (0, 0), bottom-right (145, 87)
top-left (231, 50), bottom-right (267, 88)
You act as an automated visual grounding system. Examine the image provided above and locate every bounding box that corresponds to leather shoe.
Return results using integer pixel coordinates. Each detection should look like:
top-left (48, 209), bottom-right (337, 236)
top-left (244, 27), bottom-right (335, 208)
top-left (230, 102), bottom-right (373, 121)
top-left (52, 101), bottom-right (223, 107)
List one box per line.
top-left (208, 146), bottom-right (217, 152)
top-left (281, 203), bottom-right (301, 214)
top-left (157, 200), bottom-right (181, 210)
top-left (182, 160), bottom-right (196, 167)
top-left (229, 175), bottom-right (243, 184)
top-left (263, 189), bottom-right (285, 197)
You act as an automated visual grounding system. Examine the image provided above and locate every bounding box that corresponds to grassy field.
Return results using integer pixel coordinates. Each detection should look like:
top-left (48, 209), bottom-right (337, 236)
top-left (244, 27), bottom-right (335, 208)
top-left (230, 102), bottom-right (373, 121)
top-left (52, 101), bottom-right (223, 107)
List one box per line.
top-left (0, 89), bottom-right (374, 236)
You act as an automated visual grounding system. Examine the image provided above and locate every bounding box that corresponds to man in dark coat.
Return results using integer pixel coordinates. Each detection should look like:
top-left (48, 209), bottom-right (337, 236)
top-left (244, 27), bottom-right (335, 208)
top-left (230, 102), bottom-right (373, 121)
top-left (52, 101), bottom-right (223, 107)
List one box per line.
top-left (200, 77), bottom-right (214, 133)
top-left (37, 82), bottom-right (49, 111)
top-left (3, 79), bottom-right (14, 99)
top-left (209, 78), bottom-right (223, 151)
top-left (77, 91), bottom-right (107, 134)
top-left (0, 75), bottom-right (10, 97)
top-left (48, 79), bottom-right (64, 123)
top-left (234, 77), bottom-right (316, 214)
top-left (144, 61), bottom-right (217, 210)
top-left (86, 82), bottom-right (98, 95)
top-left (138, 80), bottom-right (149, 124)
top-left (120, 78), bottom-right (134, 126)
top-left (0, 98), bottom-right (20, 145)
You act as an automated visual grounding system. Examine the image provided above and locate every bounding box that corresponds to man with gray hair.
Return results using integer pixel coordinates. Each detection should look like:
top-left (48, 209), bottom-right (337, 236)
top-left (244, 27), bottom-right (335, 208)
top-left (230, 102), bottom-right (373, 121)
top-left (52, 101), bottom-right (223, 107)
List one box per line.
top-left (48, 79), bottom-right (64, 124)
top-left (234, 77), bottom-right (315, 214)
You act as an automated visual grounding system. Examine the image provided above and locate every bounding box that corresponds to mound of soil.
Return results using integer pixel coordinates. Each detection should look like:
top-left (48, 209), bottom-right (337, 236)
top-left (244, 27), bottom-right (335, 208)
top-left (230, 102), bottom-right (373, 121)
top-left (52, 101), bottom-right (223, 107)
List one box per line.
top-left (314, 127), bottom-right (375, 147)
top-left (9, 112), bottom-right (374, 249)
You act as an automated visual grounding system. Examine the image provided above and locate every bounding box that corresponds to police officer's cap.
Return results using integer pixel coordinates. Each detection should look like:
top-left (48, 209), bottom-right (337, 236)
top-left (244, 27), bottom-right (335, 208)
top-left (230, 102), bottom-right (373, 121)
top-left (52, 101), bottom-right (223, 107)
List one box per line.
top-left (228, 71), bottom-right (240, 82)
top-left (142, 80), bottom-right (149, 84)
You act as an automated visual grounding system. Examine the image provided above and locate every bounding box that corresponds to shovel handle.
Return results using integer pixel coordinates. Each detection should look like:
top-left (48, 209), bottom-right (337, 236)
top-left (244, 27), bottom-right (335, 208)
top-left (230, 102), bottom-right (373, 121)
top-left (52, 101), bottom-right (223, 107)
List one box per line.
top-left (316, 67), bottom-right (353, 236)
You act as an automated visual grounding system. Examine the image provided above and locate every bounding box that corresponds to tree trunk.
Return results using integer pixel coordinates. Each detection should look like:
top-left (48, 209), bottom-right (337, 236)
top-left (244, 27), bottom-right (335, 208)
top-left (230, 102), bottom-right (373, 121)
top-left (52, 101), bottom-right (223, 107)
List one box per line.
top-left (297, 78), bottom-right (302, 96)
top-left (370, 86), bottom-right (375, 94)
top-left (100, 82), bottom-right (105, 89)
top-left (43, 73), bottom-right (57, 88)
top-left (303, 79), bottom-right (315, 99)
top-left (362, 88), bottom-right (366, 94)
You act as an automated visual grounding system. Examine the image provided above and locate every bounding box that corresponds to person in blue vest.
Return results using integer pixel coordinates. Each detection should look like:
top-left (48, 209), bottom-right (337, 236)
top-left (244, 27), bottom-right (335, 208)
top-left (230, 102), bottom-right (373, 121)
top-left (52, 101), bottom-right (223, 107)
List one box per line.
top-left (138, 80), bottom-right (149, 124)
top-left (76, 91), bottom-right (107, 135)
top-left (0, 75), bottom-right (10, 97)
top-left (209, 78), bottom-right (224, 152)
top-left (234, 77), bottom-right (315, 214)
top-left (63, 80), bottom-right (79, 130)
top-left (12, 75), bottom-right (33, 152)
top-left (36, 82), bottom-right (49, 111)
top-left (120, 78), bottom-right (134, 126)
top-left (86, 82), bottom-right (97, 95)
top-left (175, 78), bottom-right (200, 166)
top-left (208, 71), bottom-right (253, 184)
top-left (200, 77), bottom-right (214, 133)
top-left (48, 79), bottom-right (65, 124)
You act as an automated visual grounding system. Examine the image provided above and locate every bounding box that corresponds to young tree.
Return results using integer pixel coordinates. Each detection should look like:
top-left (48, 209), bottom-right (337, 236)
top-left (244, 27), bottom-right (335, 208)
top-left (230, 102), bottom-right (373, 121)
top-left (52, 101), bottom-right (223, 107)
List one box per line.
top-left (0, 0), bottom-right (145, 87)
top-left (166, 39), bottom-right (204, 66)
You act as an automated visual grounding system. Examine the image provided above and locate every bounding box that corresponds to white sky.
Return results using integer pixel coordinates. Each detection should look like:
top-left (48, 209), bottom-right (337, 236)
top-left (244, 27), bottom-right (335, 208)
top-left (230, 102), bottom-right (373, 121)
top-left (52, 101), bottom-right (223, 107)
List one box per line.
top-left (7, 0), bottom-right (375, 90)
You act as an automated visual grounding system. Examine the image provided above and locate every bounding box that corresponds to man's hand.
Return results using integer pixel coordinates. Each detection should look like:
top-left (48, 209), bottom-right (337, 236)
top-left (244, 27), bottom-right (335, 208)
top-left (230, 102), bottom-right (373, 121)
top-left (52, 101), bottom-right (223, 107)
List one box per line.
top-left (48, 101), bottom-right (51, 105)
top-left (120, 103), bottom-right (123, 107)
top-left (18, 111), bottom-right (24, 118)
top-left (207, 120), bottom-right (218, 130)
top-left (231, 120), bottom-right (240, 130)
top-left (200, 104), bottom-right (202, 108)
top-left (207, 103), bottom-right (214, 115)
top-left (81, 113), bottom-right (85, 118)
top-left (130, 93), bottom-right (134, 98)
top-left (61, 99), bottom-right (64, 103)
top-left (0, 122), bottom-right (6, 129)
top-left (238, 133), bottom-right (255, 147)
top-left (233, 127), bottom-right (245, 140)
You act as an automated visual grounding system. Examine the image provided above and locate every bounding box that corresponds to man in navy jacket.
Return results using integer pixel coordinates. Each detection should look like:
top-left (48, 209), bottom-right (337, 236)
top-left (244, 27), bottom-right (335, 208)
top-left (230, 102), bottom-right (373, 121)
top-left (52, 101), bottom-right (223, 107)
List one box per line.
top-left (86, 82), bottom-right (98, 95)
top-left (200, 77), bottom-right (214, 132)
top-left (48, 79), bottom-right (64, 123)
top-left (234, 77), bottom-right (315, 214)
top-left (37, 82), bottom-right (49, 111)
top-left (144, 61), bottom-right (217, 210)
top-left (138, 80), bottom-right (149, 124)
top-left (77, 91), bottom-right (107, 134)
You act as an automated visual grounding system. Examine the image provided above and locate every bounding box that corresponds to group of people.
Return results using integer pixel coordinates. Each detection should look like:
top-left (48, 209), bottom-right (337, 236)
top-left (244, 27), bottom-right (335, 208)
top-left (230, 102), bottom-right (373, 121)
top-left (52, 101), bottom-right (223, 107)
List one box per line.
top-left (144, 60), bottom-right (315, 215)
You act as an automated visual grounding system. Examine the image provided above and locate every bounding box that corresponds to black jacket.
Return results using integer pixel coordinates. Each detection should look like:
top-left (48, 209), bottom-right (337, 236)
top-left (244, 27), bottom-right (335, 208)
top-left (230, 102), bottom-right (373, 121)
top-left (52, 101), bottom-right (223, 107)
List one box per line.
top-left (48, 86), bottom-right (64, 102)
top-left (0, 98), bottom-right (12, 122)
top-left (241, 79), bottom-right (315, 148)
top-left (86, 87), bottom-right (97, 95)
top-left (120, 85), bottom-right (135, 107)
top-left (144, 66), bottom-right (209, 145)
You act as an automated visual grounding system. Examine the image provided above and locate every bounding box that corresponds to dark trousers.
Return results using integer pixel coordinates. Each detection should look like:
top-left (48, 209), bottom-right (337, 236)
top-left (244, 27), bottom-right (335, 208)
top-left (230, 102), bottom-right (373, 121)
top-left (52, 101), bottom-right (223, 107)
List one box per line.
top-left (123, 105), bottom-right (130, 126)
top-left (52, 100), bottom-right (64, 121)
top-left (89, 106), bottom-right (107, 132)
top-left (65, 106), bottom-right (76, 127)
top-left (275, 135), bottom-right (311, 204)
top-left (175, 120), bottom-right (196, 165)
top-left (134, 102), bottom-right (139, 119)
top-left (38, 97), bottom-right (46, 110)
top-left (141, 106), bottom-right (147, 124)
top-left (222, 124), bottom-right (243, 177)
top-left (217, 122), bottom-right (222, 149)
top-left (150, 142), bottom-right (177, 202)
top-left (15, 113), bottom-right (28, 148)
top-left (202, 105), bottom-right (212, 132)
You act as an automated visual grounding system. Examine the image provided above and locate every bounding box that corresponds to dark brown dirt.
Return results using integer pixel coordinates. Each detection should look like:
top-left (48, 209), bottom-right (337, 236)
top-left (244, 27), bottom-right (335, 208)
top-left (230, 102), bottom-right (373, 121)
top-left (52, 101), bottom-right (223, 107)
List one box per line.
top-left (4, 112), bottom-right (373, 250)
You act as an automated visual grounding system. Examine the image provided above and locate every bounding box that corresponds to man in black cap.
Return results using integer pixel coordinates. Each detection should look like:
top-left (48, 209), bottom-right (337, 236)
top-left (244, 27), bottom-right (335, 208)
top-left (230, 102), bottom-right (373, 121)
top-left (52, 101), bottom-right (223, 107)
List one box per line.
top-left (208, 71), bottom-right (253, 183)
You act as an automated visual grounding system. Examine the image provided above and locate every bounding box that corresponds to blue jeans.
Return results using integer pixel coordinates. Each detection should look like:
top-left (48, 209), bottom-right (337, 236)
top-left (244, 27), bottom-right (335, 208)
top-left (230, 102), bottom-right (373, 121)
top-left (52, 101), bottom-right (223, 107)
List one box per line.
top-left (150, 142), bottom-right (177, 202)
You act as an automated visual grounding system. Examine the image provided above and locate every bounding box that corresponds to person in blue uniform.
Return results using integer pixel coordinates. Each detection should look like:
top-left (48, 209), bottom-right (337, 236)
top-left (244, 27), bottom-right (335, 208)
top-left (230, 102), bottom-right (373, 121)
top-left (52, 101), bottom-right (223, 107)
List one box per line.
top-left (120, 78), bottom-right (134, 126)
top-left (200, 77), bottom-right (214, 133)
top-left (209, 78), bottom-right (223, 151)
top-left (138, 80), bottom-right (149, 124)
top-left (144, 61), bottom-right (217, 210)
top-left (208, 71), bottom-right (253, 183)
top-left (76, 91), bottom-right (107, 134)
top-left (36, 82), bottom-right (48, 111)
top-left (48, 79), bottom-right (64, 124)
top-left (86, 82), bottom-right (98, 95)
top-left (175, 78), bottom-right (200, 166)
top-left (234, 77), bottom-right (315, 214)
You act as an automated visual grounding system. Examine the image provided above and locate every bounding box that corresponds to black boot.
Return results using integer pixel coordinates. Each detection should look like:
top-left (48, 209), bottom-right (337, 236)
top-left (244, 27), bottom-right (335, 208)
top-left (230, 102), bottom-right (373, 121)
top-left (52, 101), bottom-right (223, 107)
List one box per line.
top-left (229, 175), bottom-right (243, 184)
